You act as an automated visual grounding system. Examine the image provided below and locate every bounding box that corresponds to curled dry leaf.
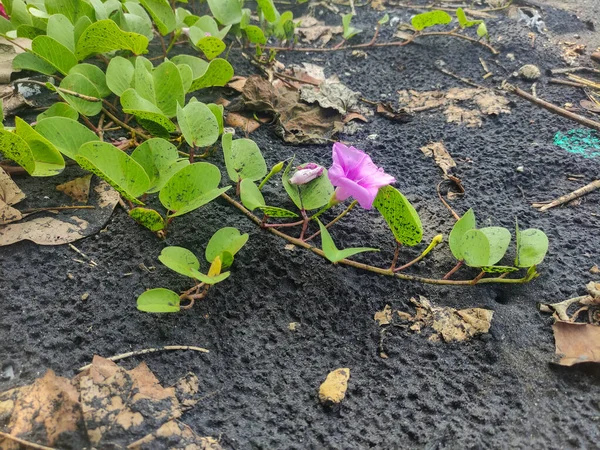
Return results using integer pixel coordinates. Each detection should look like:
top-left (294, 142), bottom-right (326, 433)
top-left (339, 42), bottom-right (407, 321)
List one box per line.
top-left (300, 79), bottom-right (361, 115)
top-left (553, 321), bottom-right (600, 366)
top-left (420, 142), bottom-right (456, 177)
top-left (318, 368), bottom-right (350, 407)
top-left (295, 16), bottom-right (343, 47)
top-left (376, 102), bottom-right (412, 122)
top-left (225, 112), bottom-right (263, 133)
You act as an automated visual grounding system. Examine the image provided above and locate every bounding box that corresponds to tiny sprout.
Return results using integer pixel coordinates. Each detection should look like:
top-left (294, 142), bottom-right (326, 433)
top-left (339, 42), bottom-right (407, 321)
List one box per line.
top-left (289, 163), bottom-right (324, 185)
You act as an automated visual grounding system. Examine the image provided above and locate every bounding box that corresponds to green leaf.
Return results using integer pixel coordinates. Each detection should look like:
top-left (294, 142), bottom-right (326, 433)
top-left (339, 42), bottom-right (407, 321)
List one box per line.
top-left (256, 206), bottom-right (299, 218)
top-left (373, 186), bottom-right (423, 246)
top-left (342, 13), bottom-right (362, 40)
top-left (151, 60), bottom-right (185, 117)
top-left (12, 52), bottom-right (57, 75)
top-left (45, 0), bottom-right (95, 24)
top-left (244, 25), bottom-right (266, 44)
top-left (257, 0), bottom-right (277, 23)
top-left (75, 19), bottom-right (148, 60)
top-left (188, 268), bottom-right (230, 285)
top-left (159, 162), bottom-right (230, 217)
top-left (460, 229), bottom-right (490, 267)
top-left (16, 25), bottom-right (44, 39)
top-left (177, 101), bottom-right (219, 148)
top-left (515, 225), bottom-right (549, 268)
top-left (121, 88), bottom-right (177, 137)
top-left (106, 56), bottom-right (135, 96)
top-left (222, 133), bottom-right (267, 182)
top-left (13, 117), bottom-right (65, 176)
top-left (137, 288), bottom-right (180, 313)
top-left (31, 35), bottom-right (78, 75)
top-left (129, 207), bottom-right (166, 231)
top-left (47, 14), bottom-right (75, 52)
top-left (477, 22), bottom-right (488, 39)
top-left (0, 129), bottom-right (35, 175)
top-left (282, 159), bottom-right (333, 211)
top-left (75, 141), bottom-right (150, 204)
top-left (34, 117), bottom-right (97, 159)
top-left (37, 103), bottom-right (79, 122)
top-left (158, 246), bottom-right (200, 276)
top-left (176, 63), bottom-right (193, 93)
top-left (478, 226), bottom-right (511, 266)
top-left (195, 36), bottom-right (226, 60)
top-left (448, 208), bottom-right (476, 260)
top-left (207, 0), bottom-right (242, 25)
top-left (139, 0), bottom-right (176, 35)
top-left (191, 15), bottom-right (231, 39)
top-left (318, 219), bottom-right (378, 263)
top-left (207, 103), bottom-right (224, 134)
top-left (240, 178), bottom-right (265, 211)
top-left (57, 73), bottom-right (102, 116)
top-left (205, 227), bottom-right (248, 267)
top-left (411, 10), bottom-right (452, 31)
top-left (456, 8), bottom-right (482, 28)
top-left (188, 58), bottom-right (234, 92)
top-left (73, 15), bottom-right (92, 46)
top-left (69, 63), bottom-right (111, 98)
top-left (482, 265), bottom-right (519, 274)
top-left (130, 138), bottom-right (189, 193)
top-left (378, 13), bottom-right (389, 25)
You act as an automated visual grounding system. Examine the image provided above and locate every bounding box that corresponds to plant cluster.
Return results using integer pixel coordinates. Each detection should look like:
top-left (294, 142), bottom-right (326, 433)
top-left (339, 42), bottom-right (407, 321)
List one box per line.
top-left (0, 0), bottom-right (548, 313)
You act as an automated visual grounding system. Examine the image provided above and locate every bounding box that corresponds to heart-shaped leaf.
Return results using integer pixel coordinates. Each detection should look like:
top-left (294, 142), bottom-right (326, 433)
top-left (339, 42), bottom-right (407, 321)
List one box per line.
top-left (158, 246), bottom-right (200, 276)
top-left (244, 25), bottom-right (266, 44)
top-left (515, 223), bottom-right (549, 267)
top-left (449, 208), bottom-right (476, 260)
top-left (177, 101), bottom-right (219, 148)
top-left (318, 219), bottom-right (378, 263)
top-left (75, 141), bottom-right (150, 204)
top-left (195, 36), bottom-right (226, 60)
top-left (205, 227), bottom-right (249, 267)
top-left (137, 288), bottom-right (180, 313)
top-left (159, 162), bottom-right (230, 217)
top-left (35, 117), bottom-right (98, 159)
top-left (131, 138), bottom-right (189, 193)
top-left (373, 185), bottom-right (423, 246)
top-left (222, 133), bottom-right (267, 182)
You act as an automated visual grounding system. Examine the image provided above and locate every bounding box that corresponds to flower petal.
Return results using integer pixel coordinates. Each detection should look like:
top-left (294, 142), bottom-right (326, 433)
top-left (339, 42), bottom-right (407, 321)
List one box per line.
top-left (334, 176), bottom-right (378, 209)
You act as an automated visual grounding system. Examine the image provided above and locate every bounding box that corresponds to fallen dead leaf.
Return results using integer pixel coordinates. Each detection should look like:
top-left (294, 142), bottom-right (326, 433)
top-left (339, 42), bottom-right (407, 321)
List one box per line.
top-left (56, 174), bottom-right (93, 203)
top-left (0, 167), bottom-right (26, 225)
top-left (296, 16), bottom-right (343, 47)
top-left (226, 76), bottom-right (247, 93)
top-left (553, 321), bottom-right (600, 366)
top-left (0, 356), bottom-right (213, 448)
top-left (420, 142), bottom-right (456, 177)
top-left (225, 111), bottom-right (263, 133)
top-left (343, 111), bottom-right (368, 123)
top-left (0, 179), bottom-right (119, 246)
top-left (376, 102), bottom-right (412, 122)
top-left (374, 304), bottom-right (393, 326)
top-left (591, 265), bottom-right (600, 274)
top-left (370, 0), bottom-right (386, 11)
top-left (300, 79), bottom-right (360, 114)
top-left (318, 368), bottom-right (350, 407)
top-left (398, 88), bottom-right (511, 127)
top-left (0, 37), bottom-right (30, 84)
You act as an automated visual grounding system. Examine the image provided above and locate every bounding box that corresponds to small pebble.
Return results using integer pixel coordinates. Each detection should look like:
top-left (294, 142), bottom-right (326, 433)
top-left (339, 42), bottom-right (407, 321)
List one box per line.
top-left (516, 166), bottom-right (524, 172)
top-left (81, 292), bottom-right (90, 301)
top-left (518, 64), bottom-right (541, 80)
top-left (506, 53), bottom-right (516, 61)
top-left (319, 368), bottom-right (350, 407)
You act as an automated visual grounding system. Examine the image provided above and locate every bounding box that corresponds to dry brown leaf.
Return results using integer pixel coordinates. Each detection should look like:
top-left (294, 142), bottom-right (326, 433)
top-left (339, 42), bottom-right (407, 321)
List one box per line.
top-left (0, 199), bottom-right (22, 224)
top-left (370, 0), bottom-right (386, 11)
top-left (0, 180), bottom-right (119, 246)
top-left (226, 76), bottom-right (247, 92)
top-left (225, 112), bottom-right (262, 133)
top-left (343, 112), bottom-right (368, 123)
top-left (296, 16), bottom-right (343, 47)
top-left (553, 321), bottom-right (600, 366)
top-left (398, 88), bottom-right (510, 127)
top-left (56, 174), bottom-right (92, 203)
top-left (318, 368), bottom-right (350, 406)
top-left (591, 265), bottom-right (600, 274)
top-left (0, 167), bottom-right (26, 205)
top-left (376, 102), bottom-right (412, 122)
top-left (420, 142), bottom-right (456, 177)
top-left (127, 420), bottom-right (222, 450)
top-left (174, 373), bottom-right (200, 410)
top-left (0, 37), bottom-right (30, 85)
top-left (300, 79), bottom-right (360, 114)
top-left (374, 304), bottom-right (393, 326)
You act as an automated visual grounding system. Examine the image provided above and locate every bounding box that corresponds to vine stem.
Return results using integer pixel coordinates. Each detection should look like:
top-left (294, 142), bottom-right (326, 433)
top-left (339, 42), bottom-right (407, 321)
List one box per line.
top-left (101, 107), bottom-right (152, 141)
top-left (220, 193), bottom-right (531, 286)
top-left (305, 200), bottom-right (358, 241)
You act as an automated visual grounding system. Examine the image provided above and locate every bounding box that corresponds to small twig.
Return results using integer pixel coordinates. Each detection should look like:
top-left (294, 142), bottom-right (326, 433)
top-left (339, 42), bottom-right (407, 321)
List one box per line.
top-left (77, 345), bottom-right (210, 371)
top-left (437, 180), bottom-right (461, 221)
top-left (538, 295), bottom-right (594, 322)
top-left (68, 244), bottom-right (98, 267)
top-left (436, 64), bottom-right (487, 89)
top-left (443, 260), bottom-right (464, 280)
top-left (532, 180), bottom-right (600, 211)
top-left (0, 431), bottom-right (56, 450)
top-left (101, 107), bottom-right (153, 141)
top-left (14, 80), bottom-right (101, 102)
top-left (549, 66), bottom-right (600, 75)
top-left (548, 78), bottom-right (587, 89)
top-left (503, 82), bottom-right (600, 133)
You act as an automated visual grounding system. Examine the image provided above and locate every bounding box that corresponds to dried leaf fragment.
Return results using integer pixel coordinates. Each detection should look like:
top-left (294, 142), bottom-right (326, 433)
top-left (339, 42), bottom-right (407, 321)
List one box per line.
top-left (319, 368), bottom-right (350, 407)
top-left (0, 167), bottom-right (26, 206)
top-left (374, 304), bottom-right (392, 326)
top-left (56, 174), bottom-right (93, 203)
top-left (553, 321), bottom-right (600, 366)
top-left (420, 142), bottom-right (456, 177)
top-left (127, 420), bottom-right (222, 450)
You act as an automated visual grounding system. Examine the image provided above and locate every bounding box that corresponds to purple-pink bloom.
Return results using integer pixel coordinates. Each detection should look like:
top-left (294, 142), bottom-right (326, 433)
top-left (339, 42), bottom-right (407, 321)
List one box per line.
top-left (328, 142), bottom-right (395, 209)
top-left (289, 163), bottom-right (324, 185)
top-left (0, 4), bottom-right (8, 20)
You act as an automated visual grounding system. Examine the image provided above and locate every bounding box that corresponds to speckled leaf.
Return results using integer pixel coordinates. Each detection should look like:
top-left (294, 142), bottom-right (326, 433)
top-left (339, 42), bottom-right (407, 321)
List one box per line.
top-left (411, 10), bottom-right (452, 31)
top-left (159, 162), bottom-right (230, 217)
top-left (240, 178), bottom-right (265, 211)
top-left (137, 288), bottom-right (180, 313)
top-left (477, 22), bottom-right (488, 39)
top-left (515, 224), bottom-right (549, 268)
top-left (177, 101), bottom-right (219, 148)
top-left (482, 265), bottom-right (519, 274)
top-left (188, 58), bottom-right (234, 92)
top-left (129, 207), bottom-right (166, 231)
top-left (35, 117), bottom-right (98, 159)
top-left (69, 63), bottom-right (111, 98)
top-left (256, 206), bottom-right (299, 218)
top-left (12, 52), bottom-right (58, 76)
top-left (207, 0), bottom-right (242, 25)
top-left (37, 103), bottom-right (79, 122)
top-left (195, 36), bottom-right (225, 60)
top-left (106, 56), bottom-right (135, 96)
top-left (282, 159), bottom-right (333, 211)
top-left (257, 0), bottom-right (277, 22)
top-left (449, 209), bottom-right (476, 260)
top-left (139, 0), bottom-right (176, 35)
top-left (130, 138), bottom-right (189, 193)
top-left (244, 25), bottom-right (266, 44)
top-left (205, 227), bottom-right (248, 266)
top-left (31, 35), bottom-right (78, 75)
top-left (75, 19), bottom-right (148, 60)
top-left (318, 219), bottom-right (378, 263)
top-left (75, 141), bottom-right (150, 204)
top-left (222, 133), bottom-right (267, 182)
top-left (121, 88), bottom-right (177, 136)
top-left (373, 186), bottom-right (423, 246)
top-left (57, 73), bottom-right (102, 116)
top-left (461, 229), bottom-right (490, 267)
top-left (13, 117), bottom-right (65, 176)
top-left (0, 130), bottom-right (35, 174)
top-left (478, 226), bottom-right (511, 266)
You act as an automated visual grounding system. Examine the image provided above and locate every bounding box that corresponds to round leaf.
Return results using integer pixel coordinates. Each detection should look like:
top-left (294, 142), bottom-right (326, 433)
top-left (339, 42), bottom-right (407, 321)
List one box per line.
top-left (106, 56), bottom-right (135, 96)
top-left (158, 246), bottom-right (200, 276)
top-left (195, 36), bottom-right (226, 60)
top-left (177, 101), bottom-right (219, 148)
top-left (478, 227), bottom-right (511, 266)
top-left (131, 138), bottom-right (189, 193)
top-left (35, 117), bottom-right (98, 159)
top-left (516, 227), bottom-right (549, 268)
top-left (449, 209), bottom-right (476, 260)
top-left (222, 133), bottom-right (267, 182)
top-left (461, 229), bottom-right (490, 267)
top-left (205, 227), bottom-right (249, 265)
top-left (137, 288), bottom-right (180, 313)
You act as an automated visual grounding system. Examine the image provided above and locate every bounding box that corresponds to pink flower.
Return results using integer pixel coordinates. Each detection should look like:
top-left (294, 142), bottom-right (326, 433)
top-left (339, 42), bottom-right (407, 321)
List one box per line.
top-left (289, 163), bottom-right (324, 185)
top-left (0, 4), bottom-right (8, 20)
top-left (328, 142), bottom-right (395, 209)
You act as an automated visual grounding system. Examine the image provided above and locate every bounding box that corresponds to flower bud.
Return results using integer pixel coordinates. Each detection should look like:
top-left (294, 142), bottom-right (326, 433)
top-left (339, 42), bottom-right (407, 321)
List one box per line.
top-left (271, 161), bottom-right (285, 174)
top-left (289, 163), bottom-right (324, 185)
